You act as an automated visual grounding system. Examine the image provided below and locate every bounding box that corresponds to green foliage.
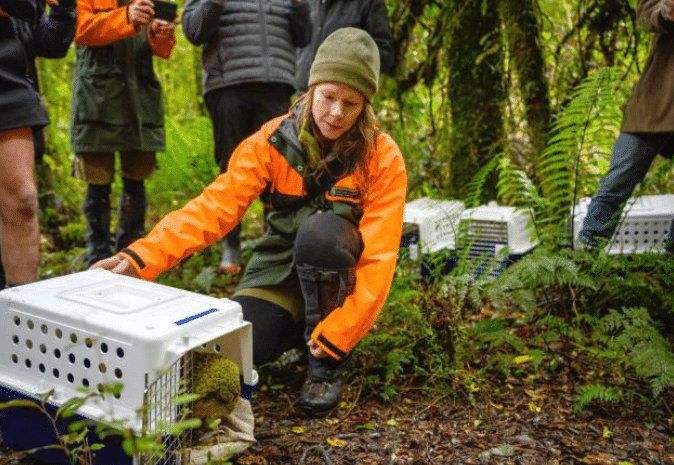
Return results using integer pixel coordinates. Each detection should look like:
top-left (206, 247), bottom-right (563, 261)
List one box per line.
top-left (574, 383), bottom-right (622, 412)
top-left (601, 307), bottom-right (674, 397)
top-left (355, 273), bottom-right (454, 400)
top-left (496, 67), bottom-right (624, 248)
top-left (145, 115), bottom-right (219, 221)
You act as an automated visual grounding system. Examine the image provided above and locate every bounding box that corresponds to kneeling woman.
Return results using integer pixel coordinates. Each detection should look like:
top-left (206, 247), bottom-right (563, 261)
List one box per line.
top-left (93, 28), bottom-right (407, 417)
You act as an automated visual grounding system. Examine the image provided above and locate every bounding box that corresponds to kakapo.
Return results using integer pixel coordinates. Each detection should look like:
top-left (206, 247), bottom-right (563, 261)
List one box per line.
top-left (192, 352), bottom-right (241, 422)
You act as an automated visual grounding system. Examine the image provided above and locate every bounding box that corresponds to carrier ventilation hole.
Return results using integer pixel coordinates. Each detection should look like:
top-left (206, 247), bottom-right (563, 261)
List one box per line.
top-left (114, 368), bottom-right (123, 379)
top-left (13, 316), bottom-right (20, 326)
top-left (11, 354), bottom-right (18, 364)
top-left (55, 328), bottom-right (63, 339)
top-left (27, 320), bottom-right (35, 330)
top-left (41, 324), bottom-right (48, 335)
top-left (100, 342), bottom-right (108, 353)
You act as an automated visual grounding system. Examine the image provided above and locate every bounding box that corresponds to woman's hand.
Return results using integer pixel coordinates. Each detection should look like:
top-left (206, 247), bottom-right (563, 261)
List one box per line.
top-left (150, 17), bottom-right (178, 39)
top-left (307, 338), bottom-right (329, 358)
top-left (128, 0), bottom-right (154, 28)
top-left (90, 255), bottom-right (140, 279)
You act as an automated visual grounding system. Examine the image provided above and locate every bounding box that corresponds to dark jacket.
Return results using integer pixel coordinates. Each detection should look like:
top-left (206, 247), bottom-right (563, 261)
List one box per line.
top-left (295, 0), bottom-right (395, 92)
top-left (0, 0), bottom-right (38, 22)
top-left (70, 0), bottom-right (175, 153)
top-left (622, 0), bottom-right (674, 132)
top-left (182, 0), bottom-right (312, 96)
top-left (0, 0), bottom-right (75, 132)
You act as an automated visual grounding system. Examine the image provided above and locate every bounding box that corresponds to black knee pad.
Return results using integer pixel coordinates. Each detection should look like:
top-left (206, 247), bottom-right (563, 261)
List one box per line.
top-left (294, 212), bottom-right (363, 269)
top-left (295, 213), bottom-right (363, 335)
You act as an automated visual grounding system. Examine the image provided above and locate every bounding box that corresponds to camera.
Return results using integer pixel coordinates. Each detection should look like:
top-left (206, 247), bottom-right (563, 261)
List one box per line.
top-left (152, 0), bottom-right (177, 22)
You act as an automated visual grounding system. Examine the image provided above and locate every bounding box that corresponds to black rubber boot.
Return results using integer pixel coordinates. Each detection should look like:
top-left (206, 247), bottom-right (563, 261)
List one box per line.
top-left (115, 179), bottom-right (147, 252)
top-left (299, 353), bottom-right (349, 417)
top-left (83, 183), bottom-right (112, 267)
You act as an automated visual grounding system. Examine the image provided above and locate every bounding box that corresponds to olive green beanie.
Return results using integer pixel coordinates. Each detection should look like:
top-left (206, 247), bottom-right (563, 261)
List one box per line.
top-left (308, 27), bottom-right (381, 101)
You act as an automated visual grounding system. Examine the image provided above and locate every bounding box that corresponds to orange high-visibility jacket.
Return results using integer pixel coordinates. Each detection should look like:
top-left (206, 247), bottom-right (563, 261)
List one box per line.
top-left (121, 109), bottom-right (407, 359)
top-left (75, 0), bottom-right (175, 57)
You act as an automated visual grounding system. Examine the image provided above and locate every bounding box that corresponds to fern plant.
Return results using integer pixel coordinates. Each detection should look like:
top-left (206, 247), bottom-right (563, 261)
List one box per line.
top-left (496, 66), bottom-right (624, 249)
top-left (600, 307), bottom-right (674, 397)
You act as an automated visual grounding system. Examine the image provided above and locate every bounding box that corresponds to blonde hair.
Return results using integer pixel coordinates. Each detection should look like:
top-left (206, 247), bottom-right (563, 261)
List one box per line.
top-left (298, 88), bottom-right (376, 184)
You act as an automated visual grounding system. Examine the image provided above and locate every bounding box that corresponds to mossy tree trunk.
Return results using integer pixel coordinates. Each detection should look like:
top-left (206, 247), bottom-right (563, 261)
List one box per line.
top-left (445, 0), bottom-right (505, 201)
top-left (499, 0), bottom-right (551, 172)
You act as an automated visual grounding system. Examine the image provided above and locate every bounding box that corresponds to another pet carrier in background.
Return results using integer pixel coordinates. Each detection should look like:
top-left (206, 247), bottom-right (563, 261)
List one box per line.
top-left (572, 194), bottom-right (674, 254)
top-left (455, 202), bottom-right (539, 280)
top-left (0, 269), bottom-right (256, 465)
top-left (400, 197), bottom-right (465, 260)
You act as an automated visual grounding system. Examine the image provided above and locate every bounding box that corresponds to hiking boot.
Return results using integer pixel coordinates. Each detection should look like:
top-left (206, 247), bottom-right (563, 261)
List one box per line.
top-left (299, 353), bottom-right (348, 417)
top-left (299, 375), bottom-right (344, 417)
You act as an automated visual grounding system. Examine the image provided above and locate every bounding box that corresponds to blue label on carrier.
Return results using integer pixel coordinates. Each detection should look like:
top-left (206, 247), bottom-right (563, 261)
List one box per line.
top-left (174, 308), bottom-right (219, 325)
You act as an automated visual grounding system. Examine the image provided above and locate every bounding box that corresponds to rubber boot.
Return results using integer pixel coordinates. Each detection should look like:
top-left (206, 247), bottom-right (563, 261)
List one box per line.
top-left (83, 183), bottom-right (112, 267)
top-left (217, 224), bottom-right (242, 275)
top-left (115, 179), bottom-right (147, 252)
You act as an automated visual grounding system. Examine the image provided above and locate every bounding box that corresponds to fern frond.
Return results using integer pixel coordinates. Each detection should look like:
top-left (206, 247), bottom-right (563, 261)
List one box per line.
top-left (495, 67), bottom-right (623, 248)
top-left (464, 157), bottom-right (498, 209)
top-left (574, 383), bottom-right (622, 412)
top-left (600, 307), bottom-right (674, 396)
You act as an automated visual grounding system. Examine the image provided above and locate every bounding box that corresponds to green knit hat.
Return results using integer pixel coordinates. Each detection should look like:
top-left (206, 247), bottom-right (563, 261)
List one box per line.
top-left (308, 27), bottom-right (380, 101)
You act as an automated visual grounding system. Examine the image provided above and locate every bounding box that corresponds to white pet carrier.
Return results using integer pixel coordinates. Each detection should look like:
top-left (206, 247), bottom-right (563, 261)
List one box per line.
top-left (572, 194), bottom-right (674, 254)
top-left (400, 197), bottom-right (465, 259)
top-left (0, 269), bottom-right (255, 465)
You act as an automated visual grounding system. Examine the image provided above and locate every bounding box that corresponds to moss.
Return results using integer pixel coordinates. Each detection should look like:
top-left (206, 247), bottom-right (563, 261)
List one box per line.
top-left (192, 352), bottom-right (241, 422)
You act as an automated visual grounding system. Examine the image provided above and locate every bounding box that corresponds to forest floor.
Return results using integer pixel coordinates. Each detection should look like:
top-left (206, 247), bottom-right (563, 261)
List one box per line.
top-left (0, 247), bottom-right (673, 465)
top-left (233, 358), bottom-right (674, 465)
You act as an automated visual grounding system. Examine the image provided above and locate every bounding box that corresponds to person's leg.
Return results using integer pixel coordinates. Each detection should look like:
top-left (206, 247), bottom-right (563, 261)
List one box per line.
top-left (0, 127), bottom-right (39, 285)
top-left (116, 151), bottom-right (155, 251)
top-left (205, 87), bottom-right (253, 274)
top-left (294, 212), bottom-right (364, 416)
top-left (77, 152), bottom-right (115, 266)
top-left (233, 294), bottom-right (303, 367)
top-left (579, 132), bottom-right (670, 248)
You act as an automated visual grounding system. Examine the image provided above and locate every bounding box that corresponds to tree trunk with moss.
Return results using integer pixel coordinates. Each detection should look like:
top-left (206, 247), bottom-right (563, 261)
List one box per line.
top-left (499, 0), bottom-right (551, 168)
top-left (445, 0), bottom-right (505, 201)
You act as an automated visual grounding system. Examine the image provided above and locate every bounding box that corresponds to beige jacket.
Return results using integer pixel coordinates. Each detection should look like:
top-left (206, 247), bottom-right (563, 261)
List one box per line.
top-left (622, 0), bottom-right (674, 132)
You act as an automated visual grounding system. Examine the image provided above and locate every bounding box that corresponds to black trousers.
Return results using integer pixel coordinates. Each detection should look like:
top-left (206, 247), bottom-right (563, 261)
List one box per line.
top-left (204, 82), bottom-right (294, 172)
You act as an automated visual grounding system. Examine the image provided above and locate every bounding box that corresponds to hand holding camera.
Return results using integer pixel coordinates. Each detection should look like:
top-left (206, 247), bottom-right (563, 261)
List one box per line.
top-left (128, 0), bottom-right (154, 28)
